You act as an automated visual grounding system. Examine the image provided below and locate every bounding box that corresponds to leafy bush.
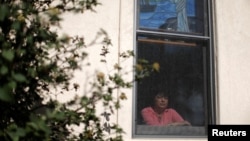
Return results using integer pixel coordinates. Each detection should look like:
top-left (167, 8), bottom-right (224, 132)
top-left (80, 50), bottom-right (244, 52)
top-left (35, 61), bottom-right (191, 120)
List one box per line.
top-left (0, 1), bottom-right (158, 141)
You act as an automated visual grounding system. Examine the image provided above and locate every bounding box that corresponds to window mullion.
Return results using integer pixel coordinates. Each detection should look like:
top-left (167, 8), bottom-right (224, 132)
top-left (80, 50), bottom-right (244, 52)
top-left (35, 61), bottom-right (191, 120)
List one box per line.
top-left (137, 29), bottom-right (210, 40)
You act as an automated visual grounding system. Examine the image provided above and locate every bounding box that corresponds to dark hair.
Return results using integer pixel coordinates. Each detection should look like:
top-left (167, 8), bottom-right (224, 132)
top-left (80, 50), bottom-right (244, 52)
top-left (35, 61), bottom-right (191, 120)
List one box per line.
top-left (148, 91), bottom-right (169, 107)
top-left (155, 91), bottom-right (169, 99)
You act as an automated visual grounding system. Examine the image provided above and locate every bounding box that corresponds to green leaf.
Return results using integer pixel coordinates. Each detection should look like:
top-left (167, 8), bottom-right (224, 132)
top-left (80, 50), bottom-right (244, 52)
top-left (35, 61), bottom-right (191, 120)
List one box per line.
top-left (8, 128), bottom-right (26, 141)
top-left (2, 50), bottom-right (14, 62)
top-left (0, 5), bottom-right (9, 21)
top-left (0, 65), bottom-right (8, 75)
top-left (0, 87), bottom-right (13, 102)
top-left (54, 112), bottom-right (66, 120)
top-left (26, 36), bottom-right (33, 45)
top-left (11, 22), bottom-right (21, 31)
top-left (12, 73), bottom-right (27, 82)
top-left (28, 68), bottom-right (37, 77)
top-left (27, 122), bottom-right (38, 130)
top-left (8, 81), bottom-right (17, 89)
top-left (7, 132), bottom-right (19, 141)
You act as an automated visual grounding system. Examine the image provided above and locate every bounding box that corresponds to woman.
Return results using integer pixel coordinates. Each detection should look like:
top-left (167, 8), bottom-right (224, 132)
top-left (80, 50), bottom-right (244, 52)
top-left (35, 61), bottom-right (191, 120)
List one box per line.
top-left (141, 92), bottom-right (191, 126)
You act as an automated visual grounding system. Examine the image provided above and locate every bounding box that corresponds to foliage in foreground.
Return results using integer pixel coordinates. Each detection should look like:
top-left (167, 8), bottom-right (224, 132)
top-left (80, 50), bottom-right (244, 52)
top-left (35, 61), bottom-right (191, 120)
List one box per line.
top-left (0, 0), bottom-right (159, 140)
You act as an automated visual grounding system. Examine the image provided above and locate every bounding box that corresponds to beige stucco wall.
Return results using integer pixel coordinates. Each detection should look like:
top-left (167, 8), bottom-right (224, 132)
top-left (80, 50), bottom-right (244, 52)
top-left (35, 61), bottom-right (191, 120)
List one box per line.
top-left (215, 0), bottom-right (250, 125)
top-left (59, 0), bottom-right (250, 140)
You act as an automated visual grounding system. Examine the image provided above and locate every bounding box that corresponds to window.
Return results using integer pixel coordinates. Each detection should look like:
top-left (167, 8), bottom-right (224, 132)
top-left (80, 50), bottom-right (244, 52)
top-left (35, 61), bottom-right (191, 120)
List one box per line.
top-left (133, 0), bottom-right (216, 138)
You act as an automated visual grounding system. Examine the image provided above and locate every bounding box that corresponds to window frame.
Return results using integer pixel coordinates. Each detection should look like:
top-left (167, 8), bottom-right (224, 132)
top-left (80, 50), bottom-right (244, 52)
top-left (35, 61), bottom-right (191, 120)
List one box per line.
top-left (132, 0), bottom-right (216, 138)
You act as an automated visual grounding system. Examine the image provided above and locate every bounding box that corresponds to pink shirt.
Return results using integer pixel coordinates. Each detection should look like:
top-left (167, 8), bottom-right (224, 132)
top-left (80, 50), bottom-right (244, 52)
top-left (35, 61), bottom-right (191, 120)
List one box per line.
top-left (141, 107), bottom-right (184, 126)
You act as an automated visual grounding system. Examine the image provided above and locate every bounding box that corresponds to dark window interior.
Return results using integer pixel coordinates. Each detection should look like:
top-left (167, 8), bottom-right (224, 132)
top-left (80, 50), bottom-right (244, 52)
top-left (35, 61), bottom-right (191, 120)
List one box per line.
top-left (136, 36), bottom-right (207, 127)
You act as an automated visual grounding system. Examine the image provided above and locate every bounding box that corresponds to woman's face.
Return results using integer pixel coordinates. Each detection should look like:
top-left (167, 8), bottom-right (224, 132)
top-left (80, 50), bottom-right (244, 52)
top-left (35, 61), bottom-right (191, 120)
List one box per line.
top-left (154, 95), bottom-right (168, 109)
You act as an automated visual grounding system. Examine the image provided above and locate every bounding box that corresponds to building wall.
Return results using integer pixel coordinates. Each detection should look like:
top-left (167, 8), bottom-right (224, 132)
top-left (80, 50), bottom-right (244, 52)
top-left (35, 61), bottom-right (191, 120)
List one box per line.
top-left (60, 0), bottom-right (250, 140)
top-left (215, 0), bottom-right (250, 125)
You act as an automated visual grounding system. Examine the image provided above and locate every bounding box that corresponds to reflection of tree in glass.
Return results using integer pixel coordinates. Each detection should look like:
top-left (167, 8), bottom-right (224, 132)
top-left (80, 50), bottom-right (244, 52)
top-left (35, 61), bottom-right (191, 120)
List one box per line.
top-left (141, 0), bottom-right (156, 5)
top-left (169, 0), bottom-right (189, 32)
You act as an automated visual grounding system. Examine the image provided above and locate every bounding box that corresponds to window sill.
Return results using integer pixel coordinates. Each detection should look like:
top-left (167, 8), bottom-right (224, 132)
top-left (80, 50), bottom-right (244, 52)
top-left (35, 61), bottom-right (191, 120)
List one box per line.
top-left (135, 125), bottom-right (206, 137)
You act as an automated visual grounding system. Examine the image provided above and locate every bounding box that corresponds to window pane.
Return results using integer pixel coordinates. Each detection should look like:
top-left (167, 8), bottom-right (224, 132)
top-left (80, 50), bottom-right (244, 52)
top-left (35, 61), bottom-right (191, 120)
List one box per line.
top-left (139, 0), bottom-right (205, 34)
top-left (135, 35), bottom-right (207, 136)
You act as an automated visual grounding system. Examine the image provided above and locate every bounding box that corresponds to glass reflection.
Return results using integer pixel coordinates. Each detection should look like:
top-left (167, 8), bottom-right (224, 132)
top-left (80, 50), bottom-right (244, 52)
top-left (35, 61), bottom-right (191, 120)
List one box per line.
top-left (139, 0), bottom-right (204, 34)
